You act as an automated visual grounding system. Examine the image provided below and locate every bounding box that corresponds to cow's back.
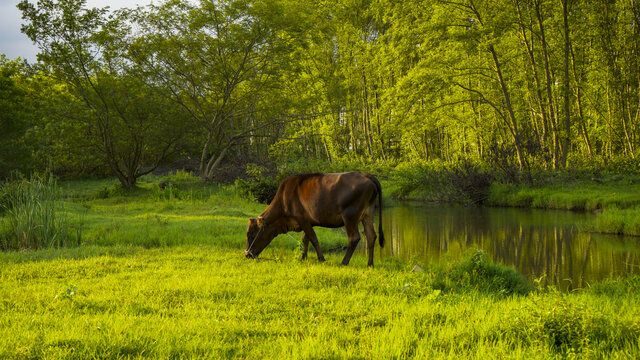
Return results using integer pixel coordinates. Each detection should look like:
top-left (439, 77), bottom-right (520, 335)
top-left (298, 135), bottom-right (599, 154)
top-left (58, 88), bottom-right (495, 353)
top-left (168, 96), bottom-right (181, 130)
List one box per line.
top-left (277, 172), bottom-right (376, 227)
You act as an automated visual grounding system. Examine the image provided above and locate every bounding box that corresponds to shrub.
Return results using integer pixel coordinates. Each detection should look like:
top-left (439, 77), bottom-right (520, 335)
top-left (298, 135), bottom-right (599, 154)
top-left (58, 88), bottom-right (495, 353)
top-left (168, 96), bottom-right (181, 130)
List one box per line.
top-left (234, 178), bottom-right (278, 204)
top-left (0, 174), bottom-right (81, 250)
top-left (234, 164), bottom-right (279, 204)
top-left (432, 249), bottom-right (531, 296)
top-left (447, 160), bottom-right (494, 204)
top-left (391, 160), bottom-right (494, 204)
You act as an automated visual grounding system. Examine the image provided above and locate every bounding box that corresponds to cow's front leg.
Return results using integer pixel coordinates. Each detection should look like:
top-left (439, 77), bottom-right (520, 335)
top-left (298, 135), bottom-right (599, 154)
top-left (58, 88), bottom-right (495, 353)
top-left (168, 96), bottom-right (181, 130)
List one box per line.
top-left (300, 234), bottom-right (310, 260)
top-left (303, 227), bottom-right (325, 262)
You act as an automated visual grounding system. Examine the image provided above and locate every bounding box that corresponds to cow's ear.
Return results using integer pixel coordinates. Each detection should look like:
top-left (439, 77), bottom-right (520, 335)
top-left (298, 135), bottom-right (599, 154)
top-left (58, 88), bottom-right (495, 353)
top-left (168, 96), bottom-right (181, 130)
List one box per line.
top-left (256, 216), bottom-right (265, 228)
top-left (249, 218), bottom-right (256, 224)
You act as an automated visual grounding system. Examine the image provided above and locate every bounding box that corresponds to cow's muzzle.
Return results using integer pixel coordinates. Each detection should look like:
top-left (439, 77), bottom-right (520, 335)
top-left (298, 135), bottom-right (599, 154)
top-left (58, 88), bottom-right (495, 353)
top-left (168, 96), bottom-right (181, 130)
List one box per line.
top-left (244, 250), bottom-right (256, 259)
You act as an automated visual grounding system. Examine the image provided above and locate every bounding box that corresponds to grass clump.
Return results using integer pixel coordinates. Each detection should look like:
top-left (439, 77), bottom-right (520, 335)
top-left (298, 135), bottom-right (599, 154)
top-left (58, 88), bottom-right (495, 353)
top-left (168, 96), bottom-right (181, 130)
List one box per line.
top-left (432, 249), bottom-right (532, 296)
top-left (508, 289), bottom-right (640, 357)
top-left (585, 207), bottom-right (640, 236)
top-left (588, 275), bottom-right (640, 298)
top-left (0, 174), bottom-right (81, 250)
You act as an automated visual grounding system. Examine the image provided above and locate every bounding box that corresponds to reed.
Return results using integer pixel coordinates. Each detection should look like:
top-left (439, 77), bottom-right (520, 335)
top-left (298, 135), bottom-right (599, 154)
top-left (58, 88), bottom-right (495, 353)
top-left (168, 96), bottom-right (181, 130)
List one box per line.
top-left (0, 174), bottom-right (81, 250)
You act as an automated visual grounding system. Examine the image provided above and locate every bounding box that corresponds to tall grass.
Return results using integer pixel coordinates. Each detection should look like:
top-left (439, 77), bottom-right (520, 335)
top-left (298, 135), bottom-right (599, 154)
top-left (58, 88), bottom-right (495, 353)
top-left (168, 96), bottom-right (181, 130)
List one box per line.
top-left (584, 207), bottom-right (640, 236)
top-left (0, 174), bottom-right (81, 250)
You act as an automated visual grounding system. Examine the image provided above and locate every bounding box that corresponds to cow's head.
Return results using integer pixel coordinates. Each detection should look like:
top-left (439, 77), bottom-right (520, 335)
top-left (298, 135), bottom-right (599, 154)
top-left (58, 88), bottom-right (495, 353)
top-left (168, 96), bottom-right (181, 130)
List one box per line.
top-left (244, 216), bottom-right (271, 258)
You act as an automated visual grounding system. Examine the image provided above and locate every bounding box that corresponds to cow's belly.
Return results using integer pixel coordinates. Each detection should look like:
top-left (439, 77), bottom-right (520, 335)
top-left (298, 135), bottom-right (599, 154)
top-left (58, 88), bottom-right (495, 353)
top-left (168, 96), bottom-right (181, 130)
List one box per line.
top-left (306, 208), bottom-right (345, 228)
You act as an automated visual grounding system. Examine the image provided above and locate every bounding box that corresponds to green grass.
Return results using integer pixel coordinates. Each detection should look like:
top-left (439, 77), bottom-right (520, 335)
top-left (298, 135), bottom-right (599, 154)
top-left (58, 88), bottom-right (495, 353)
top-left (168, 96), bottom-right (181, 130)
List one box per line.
top-left (0, 174), bottom-right (639, 358)
top-left (583, 207), bottom-right (640, 236)
top-left (1, 247), bottom-right (638, 359)
top-left (487, 182), bottom-right (640, 211)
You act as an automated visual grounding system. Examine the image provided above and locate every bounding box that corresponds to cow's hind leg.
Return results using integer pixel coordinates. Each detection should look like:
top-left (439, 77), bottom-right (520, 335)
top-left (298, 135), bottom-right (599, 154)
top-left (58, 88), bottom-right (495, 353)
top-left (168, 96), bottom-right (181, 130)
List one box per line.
top-left (303, 227), bottom-right (325, 262)
top-left (340, 209), bottom-right (361, 266)
top-left (363, 215), bottom-right (377, 267)
top-left (300, 235), bottom-right (310, 260)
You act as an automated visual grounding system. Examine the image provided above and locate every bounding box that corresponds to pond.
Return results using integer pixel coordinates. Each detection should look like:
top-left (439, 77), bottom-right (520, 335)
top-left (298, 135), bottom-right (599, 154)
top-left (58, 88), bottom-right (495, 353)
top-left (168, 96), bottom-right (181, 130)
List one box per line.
top-left (365, 203), bottom-right (640, 290)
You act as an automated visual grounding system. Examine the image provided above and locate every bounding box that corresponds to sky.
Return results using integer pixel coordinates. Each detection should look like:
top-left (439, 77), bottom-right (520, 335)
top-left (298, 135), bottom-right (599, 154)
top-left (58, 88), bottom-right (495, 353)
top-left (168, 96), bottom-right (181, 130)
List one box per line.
top-left (0, 0), bottom-right (152, 63)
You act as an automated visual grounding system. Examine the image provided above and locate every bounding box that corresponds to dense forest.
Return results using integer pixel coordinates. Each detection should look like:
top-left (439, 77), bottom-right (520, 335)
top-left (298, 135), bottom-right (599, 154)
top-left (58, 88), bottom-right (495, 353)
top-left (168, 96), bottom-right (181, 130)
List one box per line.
top-left (2, 0), bottom-right (639, 188)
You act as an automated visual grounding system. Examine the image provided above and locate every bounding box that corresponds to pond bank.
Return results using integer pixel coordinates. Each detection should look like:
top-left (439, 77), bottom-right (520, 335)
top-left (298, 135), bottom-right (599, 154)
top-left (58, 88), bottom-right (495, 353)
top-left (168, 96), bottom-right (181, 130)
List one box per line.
top-left (383, 175), bottom-right (640, 237)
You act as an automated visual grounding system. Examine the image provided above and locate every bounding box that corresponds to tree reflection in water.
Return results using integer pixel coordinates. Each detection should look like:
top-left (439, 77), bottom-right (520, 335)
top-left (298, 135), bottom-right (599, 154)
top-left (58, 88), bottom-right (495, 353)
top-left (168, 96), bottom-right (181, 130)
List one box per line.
top-left (357, 203), bottom-right (640, 290)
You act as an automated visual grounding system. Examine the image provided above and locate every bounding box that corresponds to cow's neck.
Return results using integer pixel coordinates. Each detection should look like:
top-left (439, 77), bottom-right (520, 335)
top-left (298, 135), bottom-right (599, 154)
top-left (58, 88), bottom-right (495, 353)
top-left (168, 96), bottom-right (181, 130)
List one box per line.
top-left (260, 205), bottom-right (298, 235)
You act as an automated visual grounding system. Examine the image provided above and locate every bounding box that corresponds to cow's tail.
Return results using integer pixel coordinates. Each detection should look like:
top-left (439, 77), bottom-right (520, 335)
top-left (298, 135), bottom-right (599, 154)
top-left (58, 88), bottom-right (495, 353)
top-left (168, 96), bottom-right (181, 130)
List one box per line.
top-left (369, 174), bottom-right (385, 248)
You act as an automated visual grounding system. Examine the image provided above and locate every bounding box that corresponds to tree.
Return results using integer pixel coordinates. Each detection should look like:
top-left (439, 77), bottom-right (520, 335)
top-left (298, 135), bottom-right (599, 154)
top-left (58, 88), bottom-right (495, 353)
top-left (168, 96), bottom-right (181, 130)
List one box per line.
top-left (0, 56), bottom-right (33, 178)
top-left (19, 0), bottom-right (190, 188)
top-left (128, 0), bottom-right (304, 180)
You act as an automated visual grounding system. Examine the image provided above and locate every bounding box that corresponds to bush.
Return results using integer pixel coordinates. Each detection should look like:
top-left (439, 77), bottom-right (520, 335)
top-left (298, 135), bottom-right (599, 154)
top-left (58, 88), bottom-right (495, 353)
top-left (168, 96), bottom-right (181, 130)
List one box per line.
top-left (235, 178), bottom-right (278, 204)
top-left (432, 249), bottom-right (531, 296)
top-left (447, 160), bottom-right (494, 204)
top-left (0, 174), bottom-right (81, 250)
top-left (234, 164), bottom-right (279, 204)
top-left (390, 160), bottom-right (494, 204)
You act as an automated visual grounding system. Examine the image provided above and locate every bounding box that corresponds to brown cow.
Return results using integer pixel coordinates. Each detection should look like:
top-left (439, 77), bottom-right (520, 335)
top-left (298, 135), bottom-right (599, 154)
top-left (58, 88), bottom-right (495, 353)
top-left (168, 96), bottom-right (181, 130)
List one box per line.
top-left (244, 172), bottom-right (385, 266)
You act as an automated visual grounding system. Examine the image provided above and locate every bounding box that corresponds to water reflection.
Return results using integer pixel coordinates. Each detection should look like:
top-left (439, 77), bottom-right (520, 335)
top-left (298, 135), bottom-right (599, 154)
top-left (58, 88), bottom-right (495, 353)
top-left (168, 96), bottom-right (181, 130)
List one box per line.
top-left (369, 203), bottom-right (640, 290)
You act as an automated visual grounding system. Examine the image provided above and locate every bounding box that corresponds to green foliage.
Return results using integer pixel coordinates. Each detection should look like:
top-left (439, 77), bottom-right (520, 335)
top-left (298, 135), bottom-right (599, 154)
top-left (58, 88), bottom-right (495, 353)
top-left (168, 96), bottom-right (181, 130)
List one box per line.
top-left (0, 57), bottom-right (33, 178)
top-left (6, 0), bottom-right (640, 181)
top-left (234, 163), bottom-right (279, 204)
top-left (18, 0), bottom-right (191, 188)
top-left (487, 179), bottom-right (640, 212)
top-left (432, 249), bottom-right (532, 297)
top-left (0, 174), bottom-right (81, 250)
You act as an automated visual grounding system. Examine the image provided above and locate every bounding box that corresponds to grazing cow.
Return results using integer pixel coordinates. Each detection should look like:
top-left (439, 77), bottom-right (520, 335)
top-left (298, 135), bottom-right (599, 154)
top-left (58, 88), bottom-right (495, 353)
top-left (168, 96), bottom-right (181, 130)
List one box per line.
top-left (244, 172), bottom-right (385, 266)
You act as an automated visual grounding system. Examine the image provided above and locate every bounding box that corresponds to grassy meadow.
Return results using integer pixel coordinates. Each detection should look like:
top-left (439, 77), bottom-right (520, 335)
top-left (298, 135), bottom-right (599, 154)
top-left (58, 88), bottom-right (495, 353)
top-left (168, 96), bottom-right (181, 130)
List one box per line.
top-left (1, 173), bottom-right (640, 358)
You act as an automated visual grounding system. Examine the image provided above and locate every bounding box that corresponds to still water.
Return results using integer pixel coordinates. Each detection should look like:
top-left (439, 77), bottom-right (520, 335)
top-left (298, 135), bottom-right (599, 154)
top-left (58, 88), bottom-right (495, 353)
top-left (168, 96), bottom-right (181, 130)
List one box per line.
top-left (367, 203), bottom-right (640, 290)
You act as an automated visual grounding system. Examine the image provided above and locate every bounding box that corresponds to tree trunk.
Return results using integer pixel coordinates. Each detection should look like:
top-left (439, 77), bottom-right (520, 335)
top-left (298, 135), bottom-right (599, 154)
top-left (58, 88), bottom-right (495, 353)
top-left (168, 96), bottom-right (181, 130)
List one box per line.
top-left (535, 0), bottom-right (560, 168)
top-left (560, 0), bottom-right (572, 167)
top-left (490, 46), bottom-right (525, 170)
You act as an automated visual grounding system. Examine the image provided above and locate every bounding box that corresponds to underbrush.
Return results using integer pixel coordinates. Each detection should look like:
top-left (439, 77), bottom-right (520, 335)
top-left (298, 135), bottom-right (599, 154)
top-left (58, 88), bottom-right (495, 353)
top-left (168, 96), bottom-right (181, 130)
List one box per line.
top-left (391, 160), bottom-right (494, 205)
